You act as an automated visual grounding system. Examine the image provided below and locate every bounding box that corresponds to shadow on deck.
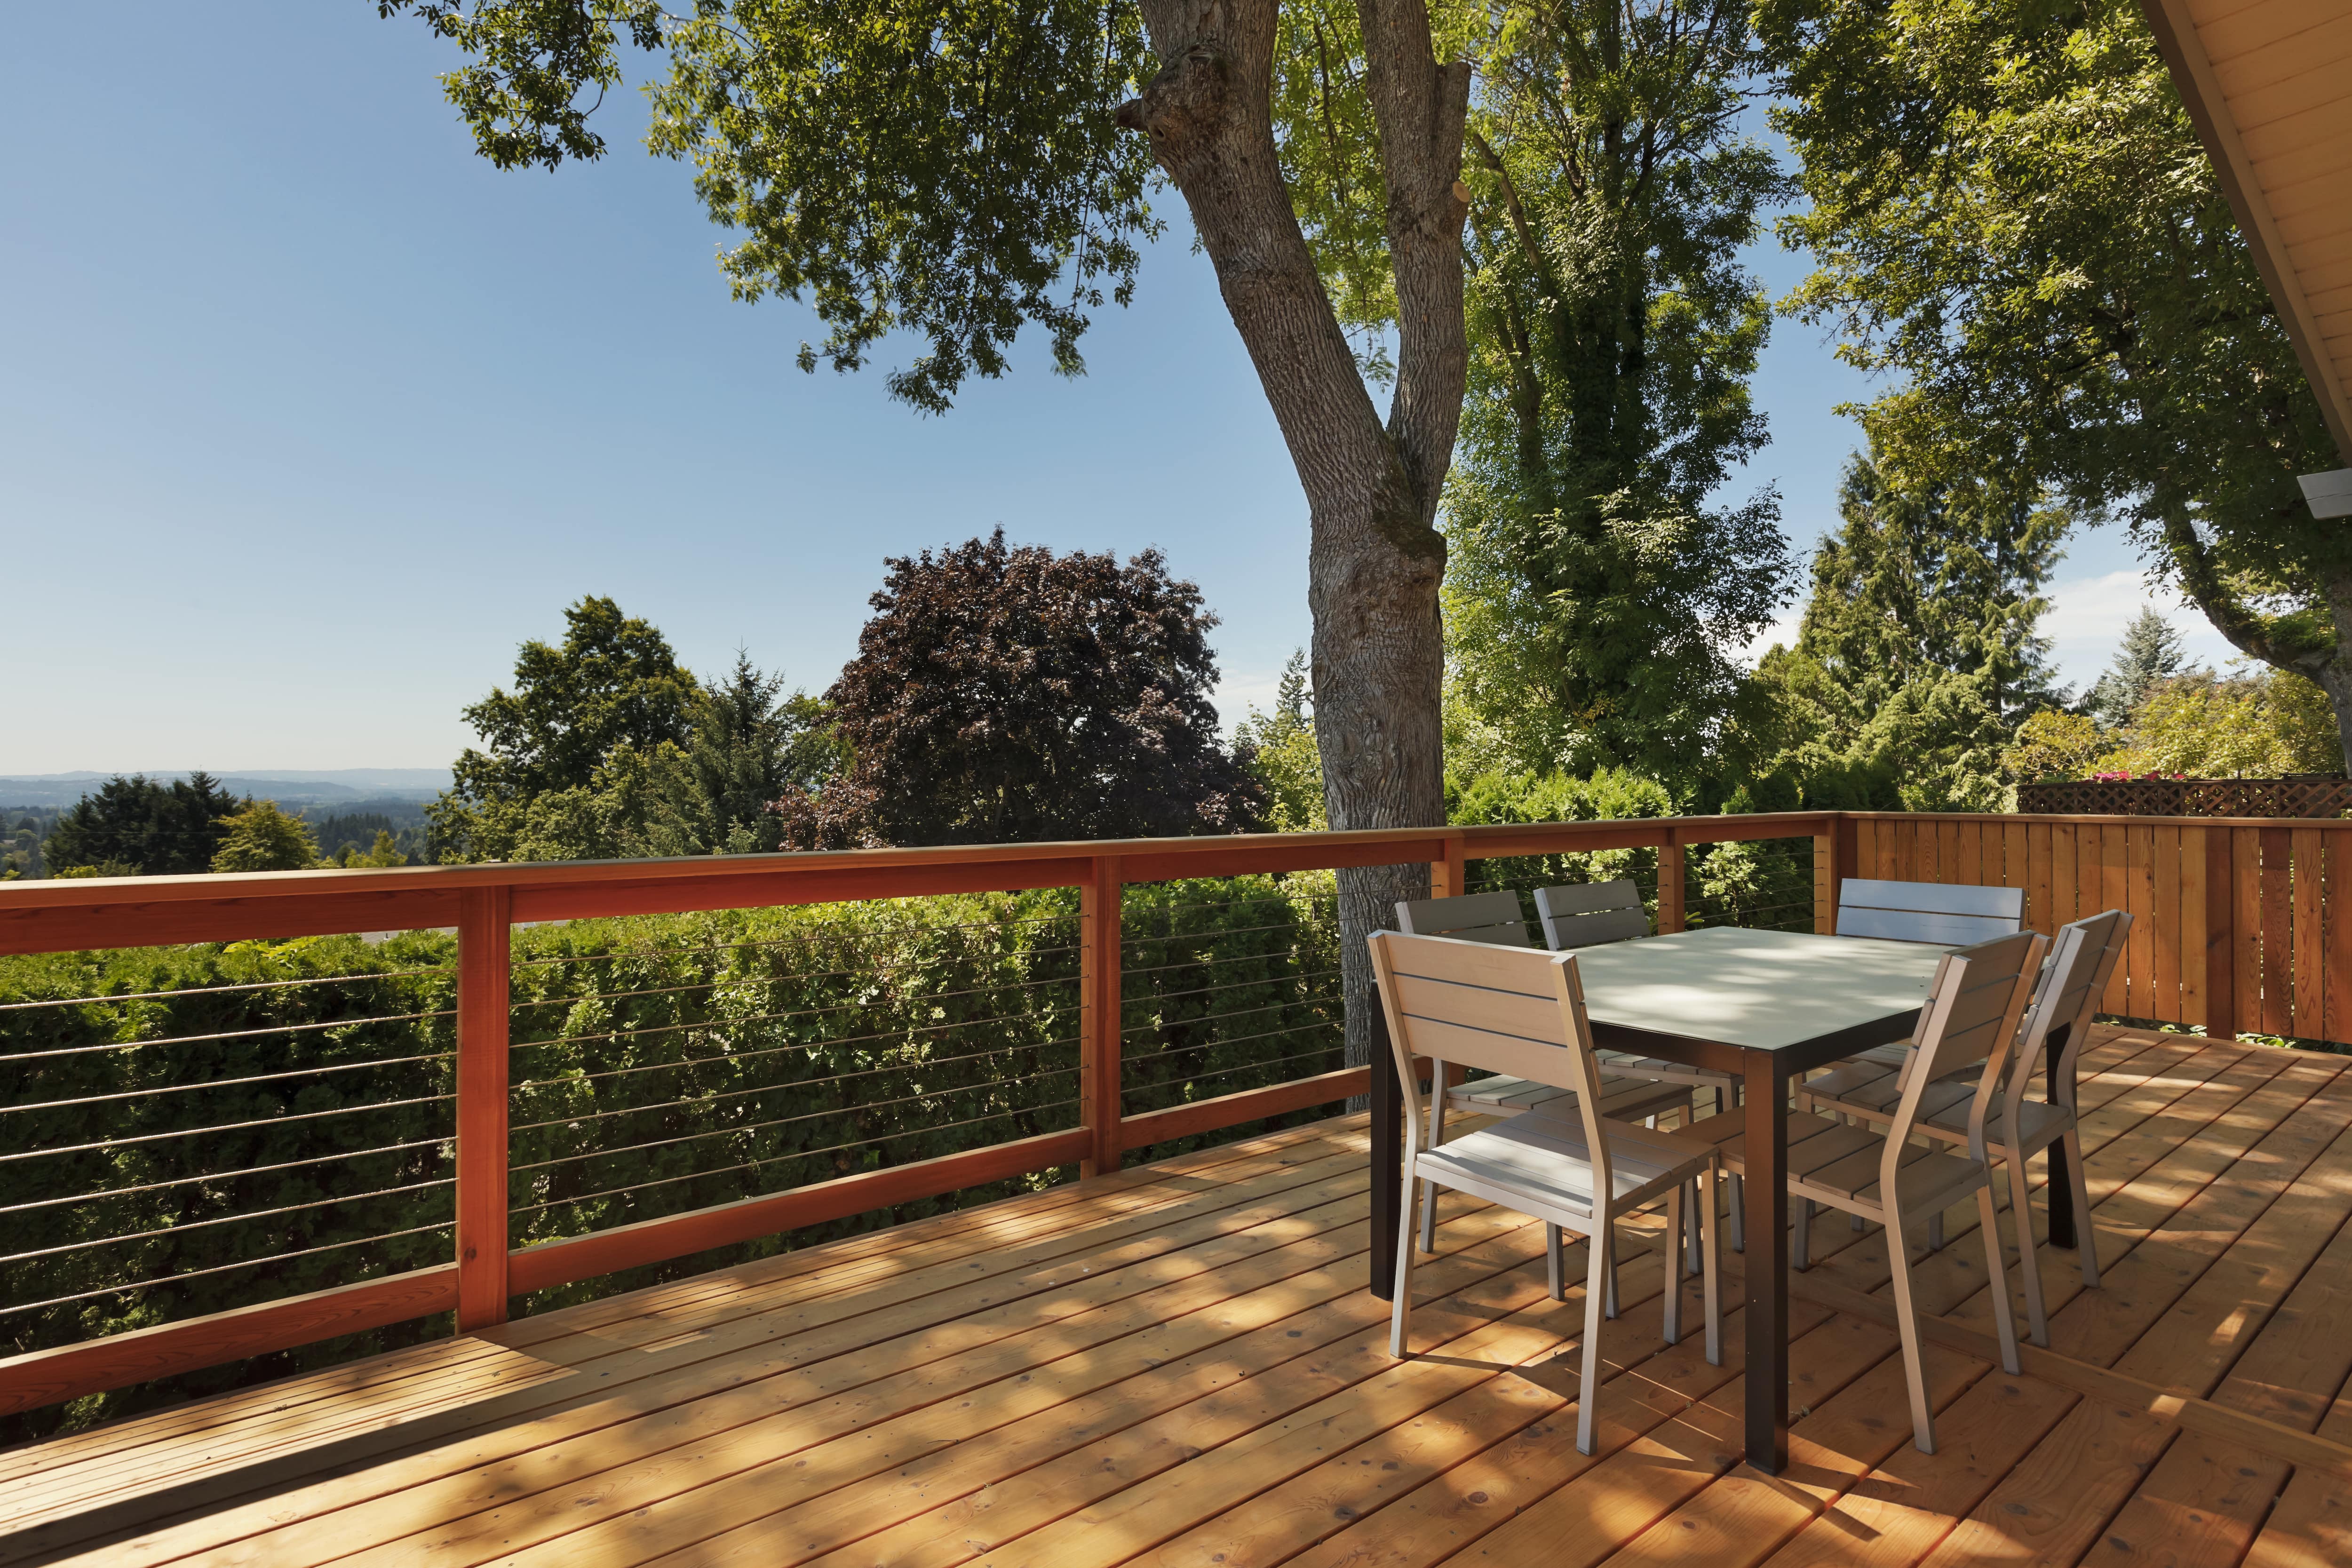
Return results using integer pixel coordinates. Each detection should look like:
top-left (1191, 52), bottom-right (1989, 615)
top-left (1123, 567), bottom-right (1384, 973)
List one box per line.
top-left (5, 1024), bottom-right (2352, 1568)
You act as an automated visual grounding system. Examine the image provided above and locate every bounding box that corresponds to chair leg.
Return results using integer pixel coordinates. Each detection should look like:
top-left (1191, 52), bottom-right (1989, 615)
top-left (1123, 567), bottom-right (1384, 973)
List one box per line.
top-left (1728, 1172), bottom-right (1745, 1253)
top-left (1661, 1192), bottom-right (1683, 1347)
top-left (1851, 1210), bottom-right (1867, 1232)
top-left (1794, 1197), bottom-right (1812, 1272)
top-left (1700, 1165), bottom-right (1722, 1366)
top-left (1882, 1206), bottom-right (1936, 1455)
top-left (1684, 1178), bottom-right (1702, 1278)
top-left (2006, 1151), bottom-right (2050, 1347)
top-left (1547, 1223), bottom-right (1565, 1301)
top-left (2063, 1128), bottom-right (2099, 1288)
top-left (1390, 1174), bottom-right (1422, 1358)
top-left (1604, 1224), bottom-right (1621, 1319)
top-left (1976, 1186), bottom-right (2023, 1375)
top-left (1926, 1208), bottom-right (1944, 1251)
top-left (1420, 1074), bottom-right (1446, 1253)
top-left (1576, 1222), bottom-right (1609, 1456)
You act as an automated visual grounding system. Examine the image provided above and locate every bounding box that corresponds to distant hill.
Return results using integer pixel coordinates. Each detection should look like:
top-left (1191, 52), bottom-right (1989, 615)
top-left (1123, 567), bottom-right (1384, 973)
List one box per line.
top-left (0, 770), bottom-right (451, 808)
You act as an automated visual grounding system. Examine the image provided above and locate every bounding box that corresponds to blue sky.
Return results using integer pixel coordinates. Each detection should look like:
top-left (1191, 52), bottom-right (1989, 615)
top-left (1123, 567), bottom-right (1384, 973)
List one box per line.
top-left (0, 5), bottom-right (2194, 775)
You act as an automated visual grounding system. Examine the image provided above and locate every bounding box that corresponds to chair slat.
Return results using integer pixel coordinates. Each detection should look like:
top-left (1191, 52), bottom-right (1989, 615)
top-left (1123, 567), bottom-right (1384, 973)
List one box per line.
top-left (1396, 891), bottom-right (1535, 947)
top-left (1842, 878), bottom-right (2024, 919)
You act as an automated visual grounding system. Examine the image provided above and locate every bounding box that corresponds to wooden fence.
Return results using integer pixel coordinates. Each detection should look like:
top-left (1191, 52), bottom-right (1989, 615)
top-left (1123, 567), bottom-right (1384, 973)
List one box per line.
top-left (0, 806), bottom-right (2335, 1418)
top-left (1840, 812), bottom-right (2344, 1043)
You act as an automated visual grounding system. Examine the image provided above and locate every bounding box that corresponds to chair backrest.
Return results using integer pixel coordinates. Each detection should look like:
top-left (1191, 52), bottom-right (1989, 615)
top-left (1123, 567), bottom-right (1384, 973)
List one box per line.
top-left (2004, 909), bottom-right (2131, 1120)
top-left (1395, 890), bottom-right (1534, 947)
top-left (1888, 929), bottom-right (2047, 1168)
top-left (1837, 878), bottom-right (2025, 946)
top-left (1534, 881), bottom-right (1650, 950)
top-left (1366, 931), bottom-right (1611, 1211)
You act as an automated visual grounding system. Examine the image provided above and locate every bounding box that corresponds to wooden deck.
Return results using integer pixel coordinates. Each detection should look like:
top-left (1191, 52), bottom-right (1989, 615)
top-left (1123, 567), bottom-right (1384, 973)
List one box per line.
top-left (7, 1024), bottom-right (2352, 1568)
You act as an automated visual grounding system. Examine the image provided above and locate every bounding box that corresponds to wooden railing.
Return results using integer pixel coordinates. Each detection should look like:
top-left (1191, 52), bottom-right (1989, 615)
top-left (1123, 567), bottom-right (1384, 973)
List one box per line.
top-left (0, 805), bottom-right (2335, 1420)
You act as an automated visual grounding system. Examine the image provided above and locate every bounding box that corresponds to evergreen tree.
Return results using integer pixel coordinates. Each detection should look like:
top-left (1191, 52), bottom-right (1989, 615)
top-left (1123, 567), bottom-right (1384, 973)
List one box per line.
top-left (211, 801), bottom-right (322, 873)
top-left (625, 652), bottom-right (837, 856)
top-left (2086, 608), bottom-right (2191, 728)
top-left (1747, 448), bottom-right (2066, 810)
top-left (42, 773), bottom-right (243, 876)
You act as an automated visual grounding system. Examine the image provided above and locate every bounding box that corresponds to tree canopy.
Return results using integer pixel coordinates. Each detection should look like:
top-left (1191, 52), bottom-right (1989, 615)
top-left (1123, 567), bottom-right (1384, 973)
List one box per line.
top-left (2086, 608), bottom-right (2190, 728)
top-left (777, 531), bottom-right (1262, 846)
top-left (1437, 0), bottom-right (1793, 781)
top-left (211, 801), bottom-right (325, 874)
top-left (1763, 0), bottom-right (2352, 752)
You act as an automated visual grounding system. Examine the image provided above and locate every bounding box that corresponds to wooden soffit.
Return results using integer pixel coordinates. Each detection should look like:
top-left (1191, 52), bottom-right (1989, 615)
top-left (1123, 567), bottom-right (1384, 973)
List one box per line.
top-left (2144, 0), bottom-right (2352, 461)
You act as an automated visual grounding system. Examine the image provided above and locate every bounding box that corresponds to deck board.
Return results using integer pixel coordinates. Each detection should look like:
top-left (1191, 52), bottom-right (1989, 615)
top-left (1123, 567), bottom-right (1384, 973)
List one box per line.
top-left (6, 1027), bottom-right (2351, 1568)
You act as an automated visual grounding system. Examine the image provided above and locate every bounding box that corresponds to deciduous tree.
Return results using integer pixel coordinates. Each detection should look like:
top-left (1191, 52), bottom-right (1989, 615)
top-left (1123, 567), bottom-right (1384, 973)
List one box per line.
top-left (775, 532), bottom-right (1262, 846)
top-left (211, 801), bottom-right (324, 873)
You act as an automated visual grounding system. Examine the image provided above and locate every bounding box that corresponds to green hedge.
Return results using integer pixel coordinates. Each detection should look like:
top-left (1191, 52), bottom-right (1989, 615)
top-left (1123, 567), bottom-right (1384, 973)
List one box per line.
top-left (0, 875), bottom-right (1342, 1441)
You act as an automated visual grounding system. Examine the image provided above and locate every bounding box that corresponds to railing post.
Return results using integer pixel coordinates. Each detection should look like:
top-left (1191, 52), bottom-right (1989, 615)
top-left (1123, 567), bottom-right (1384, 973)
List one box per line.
top-left (1080, 855), bottom-right (1124, 1178)
top-left (1429, 830), bottom-right (1468, 900)
top-left (1658, 830), bottom-right (1686, 933)
top-left (1820, 814), bottom-right (1858, 934)
top-left (455, 884), bottom-right (512, 1331)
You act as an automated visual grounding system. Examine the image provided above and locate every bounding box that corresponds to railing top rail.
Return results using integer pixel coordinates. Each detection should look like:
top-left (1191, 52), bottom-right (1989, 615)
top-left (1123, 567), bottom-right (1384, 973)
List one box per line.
top-left (0, 813), bottom-right (1849, 959)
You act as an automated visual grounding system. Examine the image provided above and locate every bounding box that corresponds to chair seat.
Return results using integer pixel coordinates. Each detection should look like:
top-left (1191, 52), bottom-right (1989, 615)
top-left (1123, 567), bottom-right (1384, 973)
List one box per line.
top-left (1414, 1112), bottom-right (1715, 1221)
top-left (1682, 1108), bottom-right (1993, 1220)
top-left (1596, 1050), bottom-right (1737, 1088)
top-left (1925, 1094), bottom-right (2075, 1153)
top-left (1448, 1073), bottom-right (1692, 1125)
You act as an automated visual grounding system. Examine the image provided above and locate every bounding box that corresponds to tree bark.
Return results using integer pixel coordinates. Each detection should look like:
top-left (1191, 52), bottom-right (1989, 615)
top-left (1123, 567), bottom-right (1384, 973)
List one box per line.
top-left (1118, 0), bottom-right (1471, 1075)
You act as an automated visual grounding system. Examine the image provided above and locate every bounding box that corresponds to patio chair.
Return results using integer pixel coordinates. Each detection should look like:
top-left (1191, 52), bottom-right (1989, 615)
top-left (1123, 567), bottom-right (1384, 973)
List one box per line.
top-left (1534, 879), bottom-right (1749, 1250)
top-left (1794, 908), bottom-right (2128, 1344)
top-left (1368, 930), bottom-right (1723, 1454)
top-left (1683, 928), bottom-right (2042, 1453)
top-left (1805, 877), bottom-right (2029, 1094)
top-left (1395, 893), bottom-right (1693, 1305)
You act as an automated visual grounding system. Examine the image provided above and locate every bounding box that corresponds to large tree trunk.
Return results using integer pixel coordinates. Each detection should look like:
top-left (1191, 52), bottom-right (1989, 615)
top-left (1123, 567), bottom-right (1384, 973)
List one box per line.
top-left (1118, 0), bottom-right (1470, 1075)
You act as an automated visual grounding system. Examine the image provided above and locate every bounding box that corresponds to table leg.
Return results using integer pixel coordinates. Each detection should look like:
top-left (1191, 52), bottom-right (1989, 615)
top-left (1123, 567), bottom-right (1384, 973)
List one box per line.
top-left (1742, 1051), bottom-right (1788, 1473)
top-left (2045, 1030), bottom-right (2075, 1250)
top-left (1369, 1009), bottom-right (1402, 1302)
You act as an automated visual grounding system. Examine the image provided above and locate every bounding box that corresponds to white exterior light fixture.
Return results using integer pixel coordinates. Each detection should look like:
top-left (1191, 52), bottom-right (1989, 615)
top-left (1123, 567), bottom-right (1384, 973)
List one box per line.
top-left (2303, 470), bottom-right (2352, 521)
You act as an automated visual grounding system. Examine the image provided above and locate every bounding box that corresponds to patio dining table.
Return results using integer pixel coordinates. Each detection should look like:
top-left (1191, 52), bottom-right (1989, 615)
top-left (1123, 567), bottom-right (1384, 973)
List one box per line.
top-left (1369, 923), bottom-right (1956, 1474)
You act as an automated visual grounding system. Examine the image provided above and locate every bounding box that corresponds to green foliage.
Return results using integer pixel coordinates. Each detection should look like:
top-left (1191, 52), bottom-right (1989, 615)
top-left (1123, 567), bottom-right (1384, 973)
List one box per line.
top-left (2103, 669), bottom-right (2346, 779)
top-left (307, 812), bottom-right (431, 867)
top-left (1446, 489), bottom-right (1791, 780)
top-left (1764, 0), bottom-right (2344, 698)
top-left (621, 653), bottom-right (840, 857)
top-left (0, 876), bottom-right (1340, 1442)
top-left (210, 802), bottom-right (324, 873)
top-left (2, 810), bottom-right (56, 881)
top-left (381, 0), bottom-right (1158, 412)
top-left (2086, 608), bottom-right (2190, 729)
top-left (1741, 448), bottom-right (2066, 812)
top-left (1234, 652), bottom-right (1326, 834)
top-left (432, 597), bottom-right (700, 861)
top-left (432, 601), bottom-right (834, 865)
top-left (779, 532), bottom-right (1263, 847)
top-left (336, 831), bottom-right (411, 869)
top-left (2003, 708), bottom-right (2112, 784)
top-left (42, 774), bottom-right (244, 877)
top-left (1431, 0), bottom-right (1793, 780)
